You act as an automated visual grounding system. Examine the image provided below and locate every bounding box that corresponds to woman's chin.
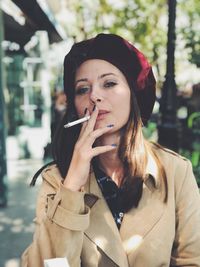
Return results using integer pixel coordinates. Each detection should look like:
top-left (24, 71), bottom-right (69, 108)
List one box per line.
top-left (94, 120), bottom-right (105, 129)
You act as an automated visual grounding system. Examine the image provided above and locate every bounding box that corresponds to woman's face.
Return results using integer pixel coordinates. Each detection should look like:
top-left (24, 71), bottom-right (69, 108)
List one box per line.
top-left (74, 59), bottom-right (131, 131)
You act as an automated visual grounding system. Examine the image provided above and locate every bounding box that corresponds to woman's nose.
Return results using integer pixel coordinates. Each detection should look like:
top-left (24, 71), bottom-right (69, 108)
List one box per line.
top-left (90, 89), bottom-right (103, 103)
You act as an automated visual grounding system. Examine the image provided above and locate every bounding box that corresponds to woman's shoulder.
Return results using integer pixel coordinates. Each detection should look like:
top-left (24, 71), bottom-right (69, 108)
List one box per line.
top-left (150, 142), bottom-right (194, 187)
top-left (150, 143), bottom-right (196, 195)
top-left (150, 142), bottom-right (189, 166)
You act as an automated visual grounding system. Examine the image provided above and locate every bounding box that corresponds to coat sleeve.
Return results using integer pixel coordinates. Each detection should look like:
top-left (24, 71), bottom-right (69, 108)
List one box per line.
top-left (171, 159), bottom-right (200, 266)
top-left (21, 172), bottom-right (90, 267)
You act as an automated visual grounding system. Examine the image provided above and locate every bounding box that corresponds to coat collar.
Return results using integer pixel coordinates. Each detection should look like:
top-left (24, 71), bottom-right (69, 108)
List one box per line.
top-left (144, 150), bottom-right (160, 190)
top-left (119, 182), bottom-right (165, 258)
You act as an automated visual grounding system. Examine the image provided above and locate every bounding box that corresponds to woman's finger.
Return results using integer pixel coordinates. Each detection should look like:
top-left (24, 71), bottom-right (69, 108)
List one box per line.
top-left (79, 105), bottom-right (98, 141)
top-left (84, 105), bottom-right (99, 133)
top-left (91, 144), bottom-right (117, 157)
top-left (79, 108), bottom-right (90, 137)
top-left (87, 124), bottom-right (114, 145)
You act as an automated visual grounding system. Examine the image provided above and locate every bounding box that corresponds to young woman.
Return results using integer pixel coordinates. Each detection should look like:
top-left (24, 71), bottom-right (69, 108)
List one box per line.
top-left (21, 33), bottom-right (200, 267)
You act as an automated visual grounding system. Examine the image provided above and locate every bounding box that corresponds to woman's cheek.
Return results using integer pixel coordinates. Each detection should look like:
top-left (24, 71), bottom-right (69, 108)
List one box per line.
top-left (74, 102), bottom-right (82, 117)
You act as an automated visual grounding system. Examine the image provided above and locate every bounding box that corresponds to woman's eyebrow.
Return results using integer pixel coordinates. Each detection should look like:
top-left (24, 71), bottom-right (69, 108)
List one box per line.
top-left (75, 78), bottom-right (88, 86)
top-left (99, 73), bottom-right (117, 79)
top-left (75, 73), bottom-right (117, 85)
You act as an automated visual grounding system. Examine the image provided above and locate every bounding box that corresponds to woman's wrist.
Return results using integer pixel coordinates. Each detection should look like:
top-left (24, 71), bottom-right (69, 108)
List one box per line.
top-left (63, 178), bottom-right (82, 192)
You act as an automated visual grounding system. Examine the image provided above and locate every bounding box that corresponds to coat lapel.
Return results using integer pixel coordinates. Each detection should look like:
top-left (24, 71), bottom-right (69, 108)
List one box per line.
top-left (84, 171), bottom-right (129, 267)
top-left (120, 183), bottom-right (165, 255)
top-left (84, 151), bottom-right (165, 265)
top-left (119, 152), bottom-right (165, 258)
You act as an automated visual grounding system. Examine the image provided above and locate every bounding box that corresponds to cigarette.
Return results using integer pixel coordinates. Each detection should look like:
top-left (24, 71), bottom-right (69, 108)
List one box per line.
top-left (64, 115), bottom-right (90, 128)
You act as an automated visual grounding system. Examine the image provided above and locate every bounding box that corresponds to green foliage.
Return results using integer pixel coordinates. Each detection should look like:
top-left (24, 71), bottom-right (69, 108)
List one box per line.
top-left (178, 0), bottom-right (200, 68)
top-left (64, 0), bottom-right (199, 82)
top-left (65, 0), bottom-right (168, 81)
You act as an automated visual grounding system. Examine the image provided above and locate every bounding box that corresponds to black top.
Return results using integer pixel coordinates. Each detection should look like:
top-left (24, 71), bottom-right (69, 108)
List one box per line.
top-left (93, 163), bottom-right (124, 229)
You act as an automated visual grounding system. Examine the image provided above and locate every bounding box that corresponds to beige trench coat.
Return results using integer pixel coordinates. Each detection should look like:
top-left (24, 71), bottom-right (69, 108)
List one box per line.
top-left (21, 146), bottom-right (200, 267)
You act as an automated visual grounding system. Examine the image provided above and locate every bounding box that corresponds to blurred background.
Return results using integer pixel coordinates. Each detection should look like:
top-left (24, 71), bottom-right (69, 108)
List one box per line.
top-left (0, 0), bottom-right (199, 266)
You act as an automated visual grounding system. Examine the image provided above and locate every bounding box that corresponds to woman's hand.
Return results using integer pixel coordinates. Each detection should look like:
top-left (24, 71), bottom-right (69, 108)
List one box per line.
top-left (63, 106), bottom-right (116, 191)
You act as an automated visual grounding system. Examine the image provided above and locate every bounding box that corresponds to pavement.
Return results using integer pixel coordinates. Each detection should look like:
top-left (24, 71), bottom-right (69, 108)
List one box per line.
top-left (0, 159), bottom-right (43, 267)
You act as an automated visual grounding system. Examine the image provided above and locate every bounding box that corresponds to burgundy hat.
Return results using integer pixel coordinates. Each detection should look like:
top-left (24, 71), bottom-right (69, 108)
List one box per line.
top-left (63, 33), bottom-right (156, 124)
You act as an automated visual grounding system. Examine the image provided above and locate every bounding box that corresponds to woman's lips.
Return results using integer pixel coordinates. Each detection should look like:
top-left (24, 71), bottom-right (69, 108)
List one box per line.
top-left (97, 111), bottom-right (110, 120)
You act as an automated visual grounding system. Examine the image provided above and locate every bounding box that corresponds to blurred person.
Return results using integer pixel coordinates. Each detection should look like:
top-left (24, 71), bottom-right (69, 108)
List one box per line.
top-left (21, 33), bottom-right (200, 267)
top-left (187, 82), bottom-right (200, 114)
top-left (177, 82), bottom-right (200, 113)
top-left (44, 90), bottom-right (67, 160)
top-left (51, 90), bottom-right (67, 138)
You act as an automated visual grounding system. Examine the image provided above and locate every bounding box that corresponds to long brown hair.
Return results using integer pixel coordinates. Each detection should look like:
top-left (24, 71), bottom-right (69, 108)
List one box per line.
top-left (117, 81), bottom-right (167, 211)
top-left (52, 80), bottom-right (168, 211)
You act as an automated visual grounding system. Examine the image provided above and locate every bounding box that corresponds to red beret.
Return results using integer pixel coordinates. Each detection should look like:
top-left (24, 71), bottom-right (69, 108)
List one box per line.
top-left (64, 33), bottom-right (156, 124)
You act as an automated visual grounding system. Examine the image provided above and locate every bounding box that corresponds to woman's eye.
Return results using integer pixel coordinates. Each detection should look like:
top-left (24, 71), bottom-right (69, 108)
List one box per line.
top-left (104, 81), bottom-right (117, 88)
top-left (75, 87), bottom-right (89, 95)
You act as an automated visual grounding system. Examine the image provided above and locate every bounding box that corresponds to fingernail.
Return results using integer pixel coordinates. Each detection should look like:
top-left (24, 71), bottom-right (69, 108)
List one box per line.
top-left (84, 108), bottom-right (88, 114)
top-left (92, 105), bottom-right (96, 111)
top-left (107, 124), bottom-right (114, 128)
top-left (111, 144), bottom-right (117, 147)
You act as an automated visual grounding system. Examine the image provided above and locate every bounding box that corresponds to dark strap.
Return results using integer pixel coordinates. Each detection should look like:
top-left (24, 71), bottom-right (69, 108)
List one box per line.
top-left (30, 160), bottom-right (56, 186)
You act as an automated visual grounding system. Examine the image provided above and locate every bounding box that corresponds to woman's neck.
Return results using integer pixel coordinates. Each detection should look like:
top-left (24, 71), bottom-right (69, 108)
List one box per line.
top-left (96, 132), bottom-right (124, 186)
